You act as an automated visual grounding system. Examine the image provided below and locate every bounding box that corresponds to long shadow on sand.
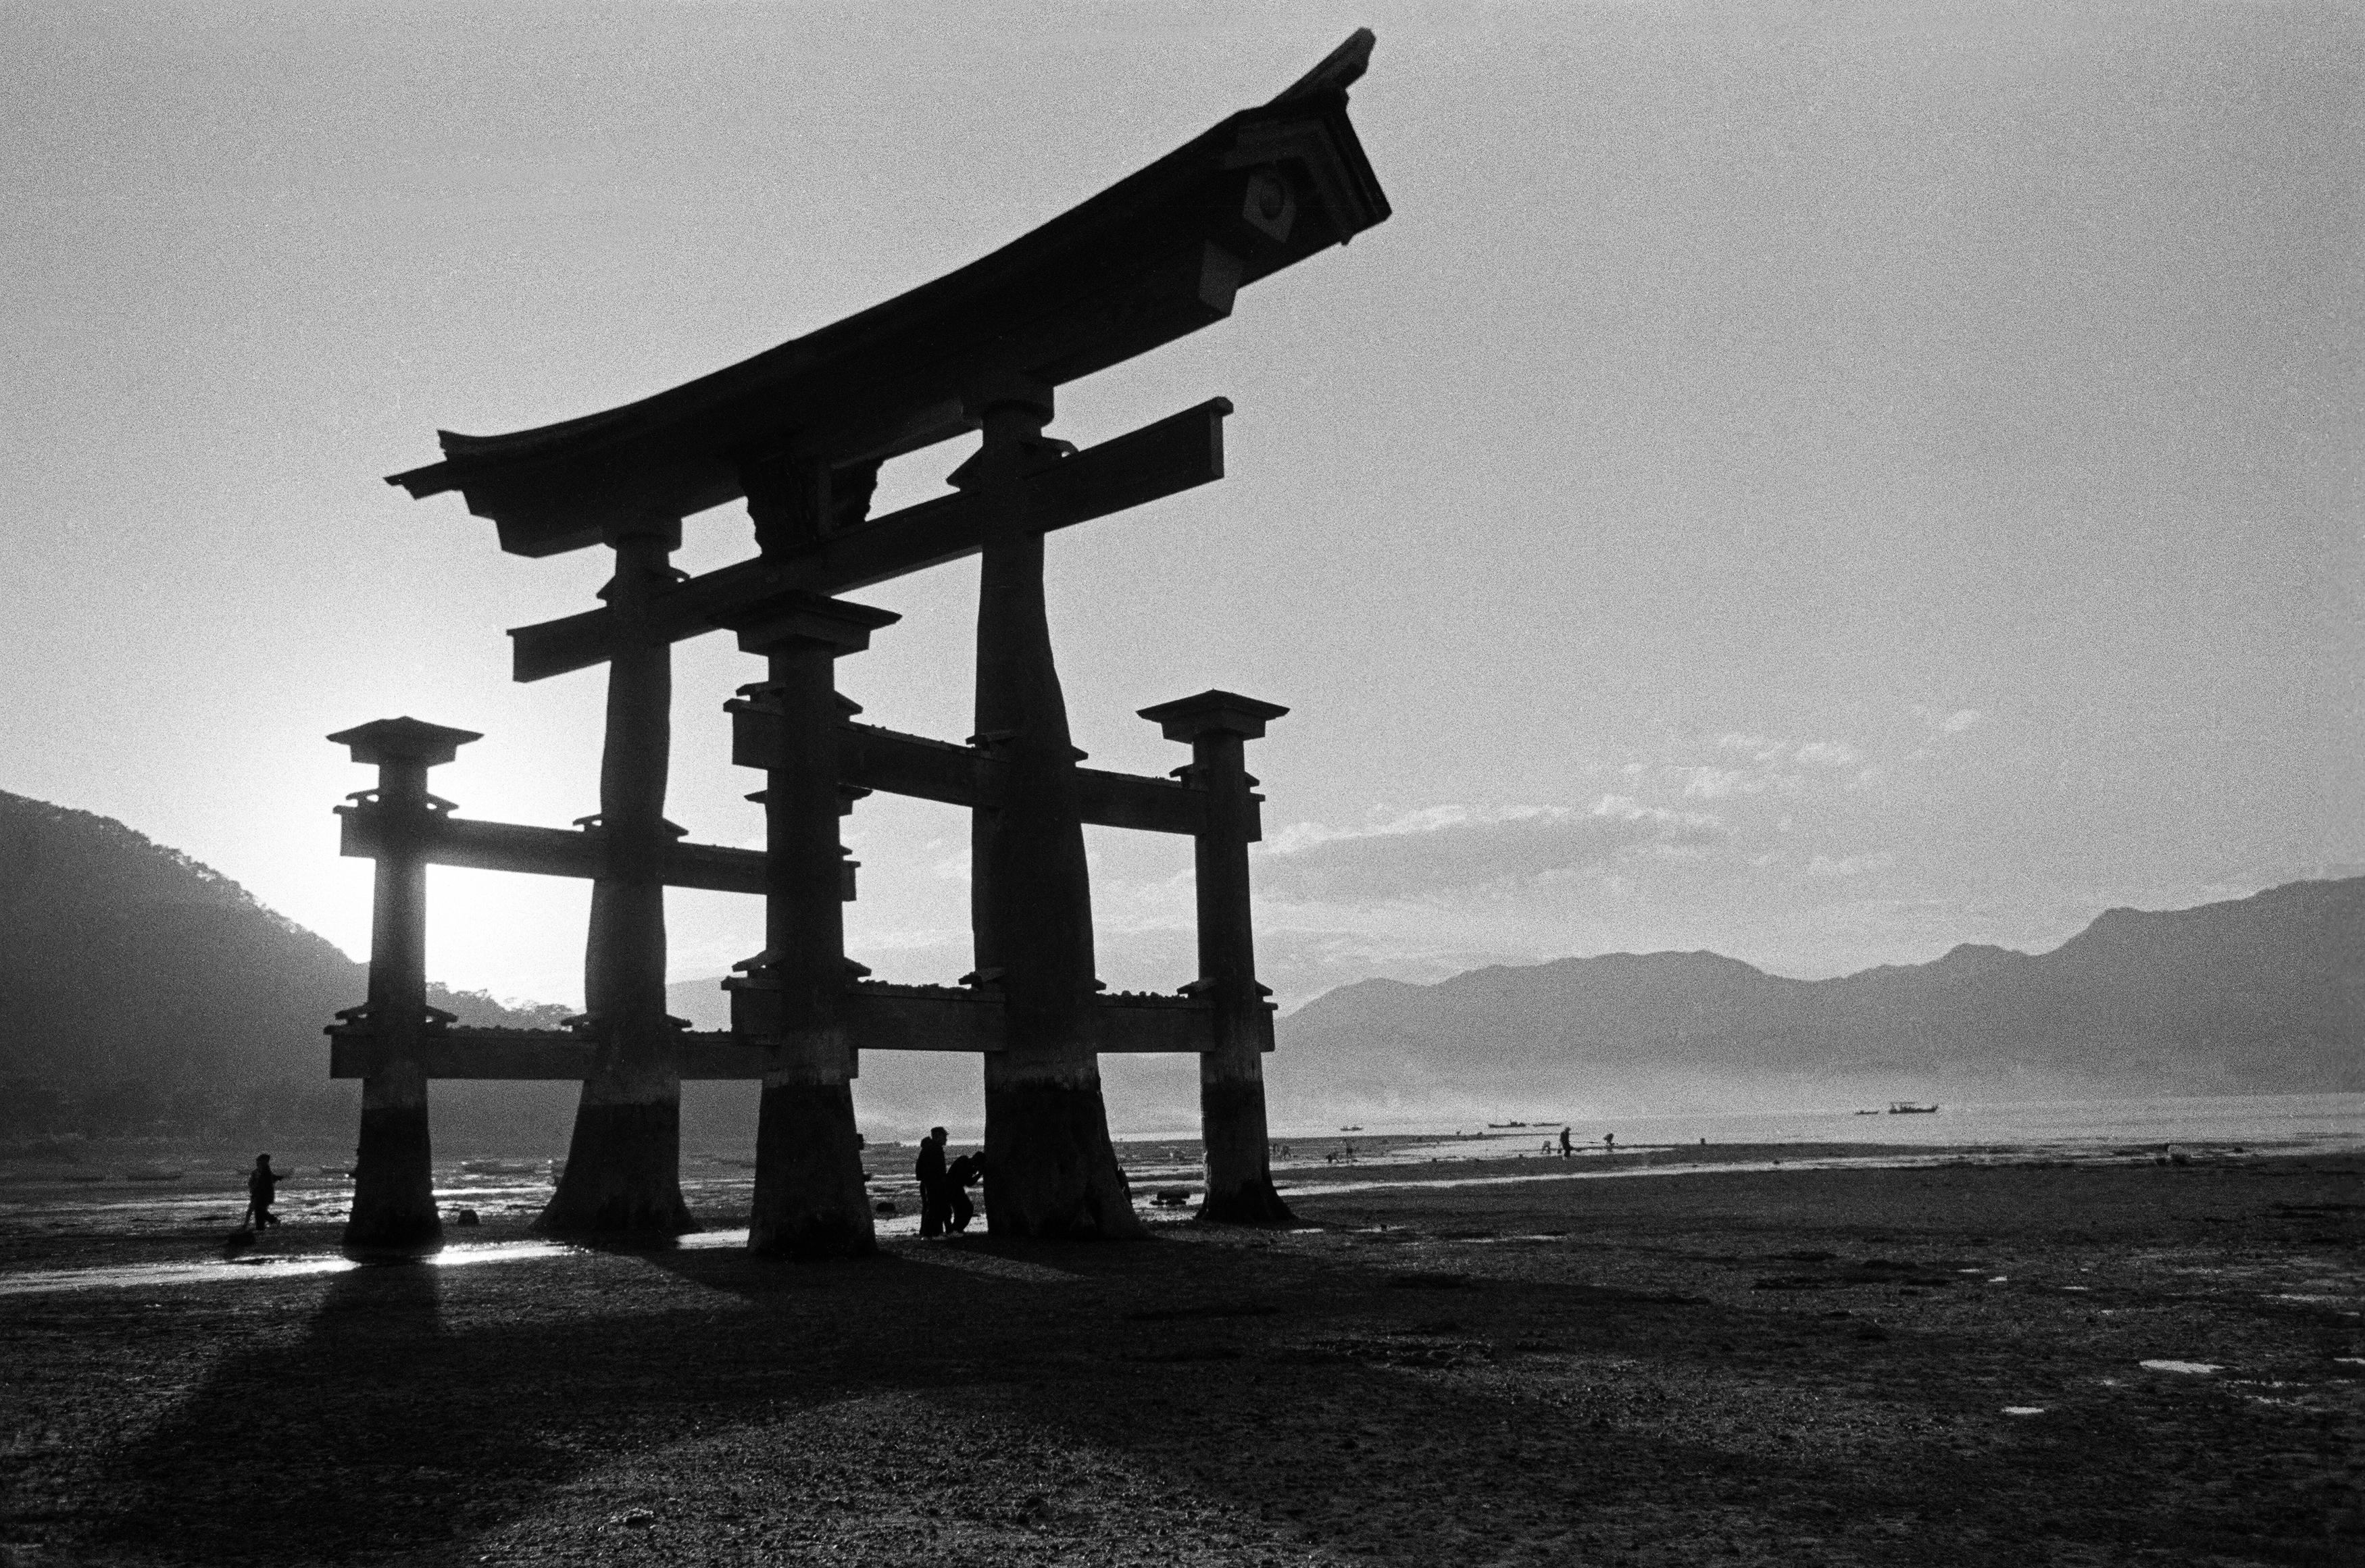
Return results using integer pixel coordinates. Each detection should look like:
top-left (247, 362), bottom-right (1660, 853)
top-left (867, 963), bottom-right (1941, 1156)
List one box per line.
top-left (81, 1217), bottom-right (2280, 1566)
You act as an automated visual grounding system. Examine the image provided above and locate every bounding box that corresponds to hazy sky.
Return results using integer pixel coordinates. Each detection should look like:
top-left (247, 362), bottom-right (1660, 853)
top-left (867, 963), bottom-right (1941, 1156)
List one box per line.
top-left (5, 1), bottom-right (2358, 1010)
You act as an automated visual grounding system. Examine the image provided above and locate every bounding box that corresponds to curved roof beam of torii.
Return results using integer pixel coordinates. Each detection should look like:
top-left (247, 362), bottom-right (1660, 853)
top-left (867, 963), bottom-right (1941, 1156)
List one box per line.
top-left (385, 29), bottom-right (1390, 559)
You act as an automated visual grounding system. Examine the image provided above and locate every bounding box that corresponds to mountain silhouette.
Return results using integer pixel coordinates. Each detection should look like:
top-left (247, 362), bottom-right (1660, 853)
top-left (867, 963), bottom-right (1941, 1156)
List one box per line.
top-left (0, 790), bottom-right (568, 1140)
top-left (1268, 878), bottom-right (2365, 1120)
top-left (6, 787), bottom-right (2356, 1140)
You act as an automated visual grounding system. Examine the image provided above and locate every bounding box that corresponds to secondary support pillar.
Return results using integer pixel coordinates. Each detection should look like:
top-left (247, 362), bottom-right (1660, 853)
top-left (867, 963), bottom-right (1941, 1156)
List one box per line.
top-left (541, 521), bottom-right (695, 1236)
top-left (1140, 691), bottom-right (1293, 1223)
top-left (328, 716), bottom-right (481, 1253)
top-left (722, 590), bottom-right (899, 1258)
top-left (957, 380), bottom-right (1141, 1238)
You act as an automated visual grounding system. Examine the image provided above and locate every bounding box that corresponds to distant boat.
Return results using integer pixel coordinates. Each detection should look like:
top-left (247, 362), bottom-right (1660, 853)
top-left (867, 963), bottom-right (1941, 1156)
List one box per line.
top-left (1887, 1102), bottom-right (1939, 1115)
top-left (1339, 1126), bottom-right (1362, 1132)
top-left (1486, 1121), bottom-right (1528, 1129)
top-left (122, 1165), bottom-right (182, 1182)
top-left (1853, 1109), bottom-right (1881, 1116)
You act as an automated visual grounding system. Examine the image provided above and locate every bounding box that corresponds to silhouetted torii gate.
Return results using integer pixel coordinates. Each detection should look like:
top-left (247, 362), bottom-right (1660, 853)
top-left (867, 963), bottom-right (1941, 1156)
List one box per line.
top-left (328, 32), bottom-right (1391, 1254)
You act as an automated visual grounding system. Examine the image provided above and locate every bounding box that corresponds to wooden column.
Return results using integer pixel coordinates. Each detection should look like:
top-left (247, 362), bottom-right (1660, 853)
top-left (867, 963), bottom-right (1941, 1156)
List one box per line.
top-left (1139, 691), bottom-right (1293, 1223)
top-left (958, 380), bottom-right (1141, 1238)
top-left (722, 590), bottom-right (899, 1257)
top-left (541, 522), bottom-right (694, 1236)
top-left (328, 717), bottom-right (480, 1253)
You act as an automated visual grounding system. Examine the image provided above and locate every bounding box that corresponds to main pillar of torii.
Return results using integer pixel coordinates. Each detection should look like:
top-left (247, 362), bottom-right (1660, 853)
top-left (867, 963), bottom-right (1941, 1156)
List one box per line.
top-left (959, 379), bottom-right (1140, 1236)
top-left (539, 520), bottom-right (696, 1236)
top-left (720, 590), bottom-right (898, 1257)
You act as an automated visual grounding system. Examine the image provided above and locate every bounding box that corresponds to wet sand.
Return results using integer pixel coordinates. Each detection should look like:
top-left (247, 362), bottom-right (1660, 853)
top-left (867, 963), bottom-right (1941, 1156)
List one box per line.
top-left (3, 1147), bottom-right (2360, 1565)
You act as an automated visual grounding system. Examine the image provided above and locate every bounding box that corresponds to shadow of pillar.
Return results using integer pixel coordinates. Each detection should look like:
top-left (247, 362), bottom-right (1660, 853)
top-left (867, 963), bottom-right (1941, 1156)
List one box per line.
top-left (91, 1263), bottom-right (528, 1563)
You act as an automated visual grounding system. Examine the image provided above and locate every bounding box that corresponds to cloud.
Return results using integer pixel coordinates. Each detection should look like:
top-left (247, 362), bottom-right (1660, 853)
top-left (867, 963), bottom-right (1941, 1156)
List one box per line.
top-left (1672, 765), bottom-right (1801, 799)
top-left (1805, 851), bottom-right (1897, 878)
top-left (1254, 800), bottom-right (1726, 905)
top-left (1709, 733), bottom-right (1860, 769)
top-left (1910, 704), bottom-right (1984, 736)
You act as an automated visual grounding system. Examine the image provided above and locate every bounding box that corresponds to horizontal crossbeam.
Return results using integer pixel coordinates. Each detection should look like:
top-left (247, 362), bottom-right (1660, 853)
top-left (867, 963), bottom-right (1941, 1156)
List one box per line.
top-left (337, 811), bottom-right (848, 899)
top-left (764, 718), bottom-right (1231, 838)
top-left (326, 988), bottom-right (1256, 1078)
top-left (509, 399), bottom-right (1228, 682)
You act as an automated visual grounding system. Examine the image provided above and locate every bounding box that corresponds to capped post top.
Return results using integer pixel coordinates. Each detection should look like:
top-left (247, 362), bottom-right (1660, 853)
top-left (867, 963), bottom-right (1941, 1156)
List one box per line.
top-left (720, 590), bottom-right (901, 656)
top-left (1137, 690), bottom-right (1290, 742)
top-left (326, 717), bottom-right (482, 767)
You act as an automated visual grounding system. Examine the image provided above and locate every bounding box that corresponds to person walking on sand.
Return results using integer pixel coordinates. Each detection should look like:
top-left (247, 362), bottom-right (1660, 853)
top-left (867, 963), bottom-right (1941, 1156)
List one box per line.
top-left (1603, 1132), bottom-right (1616, 1157)
top-left (241, 1154), bottom-right (289, 1231)
top-left (916, 1128), bottom-right (949, 1238)
top-left (1559, 1126), bottom-right (1574, 1159)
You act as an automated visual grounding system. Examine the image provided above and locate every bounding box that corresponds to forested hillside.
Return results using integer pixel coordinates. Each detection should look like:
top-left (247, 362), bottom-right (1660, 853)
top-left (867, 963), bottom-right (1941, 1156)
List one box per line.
top-left (0, 790), bottom-right (564, 1138)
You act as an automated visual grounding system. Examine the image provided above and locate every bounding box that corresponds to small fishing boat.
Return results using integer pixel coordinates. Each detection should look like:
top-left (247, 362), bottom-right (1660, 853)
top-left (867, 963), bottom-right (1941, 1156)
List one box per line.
top-left (1339, 1125), bottom-right (1362, 1132)
top-left (1485, 1121), bottom-right (1528, 1129)
top-left (1887, 1102), bottom-right (1939, 1115)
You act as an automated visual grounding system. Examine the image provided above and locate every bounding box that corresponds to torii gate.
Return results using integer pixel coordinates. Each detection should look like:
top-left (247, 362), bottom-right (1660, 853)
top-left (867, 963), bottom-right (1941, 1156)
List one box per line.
top-left (329, 32), bottom-right (1391, 1254)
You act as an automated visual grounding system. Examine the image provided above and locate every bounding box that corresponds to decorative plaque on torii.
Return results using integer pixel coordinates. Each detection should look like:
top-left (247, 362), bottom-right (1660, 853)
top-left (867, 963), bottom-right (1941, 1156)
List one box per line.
top-left (329, 32), bottom-right (1393, 1254)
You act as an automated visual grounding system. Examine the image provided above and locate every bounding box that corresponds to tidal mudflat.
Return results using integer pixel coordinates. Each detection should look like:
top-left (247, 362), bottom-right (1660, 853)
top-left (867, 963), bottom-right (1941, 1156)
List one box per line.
top-left (3, 1148), bottom-right (2360, 1566)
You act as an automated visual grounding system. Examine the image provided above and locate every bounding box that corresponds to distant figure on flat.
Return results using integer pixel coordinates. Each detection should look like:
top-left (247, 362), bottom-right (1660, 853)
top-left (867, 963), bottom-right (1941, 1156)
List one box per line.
top-left (1559, 1126), bottom-right (1573, 1159)
top-left (241, 1154), bottom-right (288, 1231)
top-left (916, 1128), bottom-right (949, 1238)
top-left (1603, 1132), bottom-right (1616, 1156)
top-left (945, 1150), bottom-right (985, 1234)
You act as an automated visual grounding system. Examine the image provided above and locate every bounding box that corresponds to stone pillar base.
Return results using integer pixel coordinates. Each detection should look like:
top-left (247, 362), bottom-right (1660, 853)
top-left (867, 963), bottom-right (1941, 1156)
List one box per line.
top-left (984, 1069), bottom-right (1143, 1239)
top-left (539, 1096), bottom-right (695, 1237)
top-left (345, 1096), bottom-right (443, 1254)
top-left (1197, 1071), bottom-right (1294, 1224)
top-left (749, 1077), bottom-right (876, 1258)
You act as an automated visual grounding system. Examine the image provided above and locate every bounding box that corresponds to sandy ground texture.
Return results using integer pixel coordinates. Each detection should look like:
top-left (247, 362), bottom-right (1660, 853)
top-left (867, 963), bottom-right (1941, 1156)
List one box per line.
top-left (3, 1150), bottom-right (2360, 1567)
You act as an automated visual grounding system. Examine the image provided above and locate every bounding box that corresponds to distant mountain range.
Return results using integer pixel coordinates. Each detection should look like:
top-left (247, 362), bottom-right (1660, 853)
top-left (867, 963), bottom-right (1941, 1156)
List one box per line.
top-left (1267, 878), bottom-right (2364, 1122)
top-left (3, 786), bottom-right (2356, 1142)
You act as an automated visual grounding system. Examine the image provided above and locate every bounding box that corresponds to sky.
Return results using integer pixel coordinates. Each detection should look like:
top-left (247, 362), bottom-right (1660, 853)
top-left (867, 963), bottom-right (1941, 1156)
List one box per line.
top-left (4, 0), bottom-right (2358, 1013)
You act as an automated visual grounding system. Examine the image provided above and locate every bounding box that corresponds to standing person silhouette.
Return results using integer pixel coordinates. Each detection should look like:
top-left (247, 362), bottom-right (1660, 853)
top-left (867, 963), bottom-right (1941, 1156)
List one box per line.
top-left (1558, 1126), bottom-right (1573, 1159)
top-left (241, 1154), bottom-right (288, 1231)
top-left (915, 1128), bottom-right (949, 1238)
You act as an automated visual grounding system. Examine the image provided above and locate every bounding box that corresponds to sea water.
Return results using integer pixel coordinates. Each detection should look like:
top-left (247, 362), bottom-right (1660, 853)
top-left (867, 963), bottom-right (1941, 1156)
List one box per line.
top-left (3, 1094), bottom-right (2356, 1253)
top-left (1266, 1091), bottom-right (2365, 1158)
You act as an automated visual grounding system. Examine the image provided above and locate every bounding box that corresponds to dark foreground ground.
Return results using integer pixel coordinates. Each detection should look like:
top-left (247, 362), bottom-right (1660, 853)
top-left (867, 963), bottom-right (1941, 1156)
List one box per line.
top-left (3, 1153), bottom-right (2360, 1567)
